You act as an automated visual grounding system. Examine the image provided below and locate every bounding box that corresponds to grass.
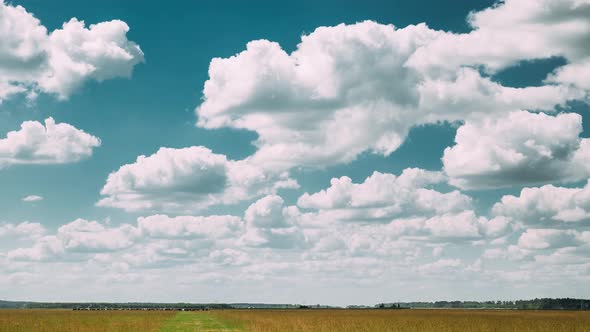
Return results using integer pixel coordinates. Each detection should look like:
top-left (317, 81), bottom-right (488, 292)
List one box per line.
top-left (0, 309), bottom-right (174, 332)
top-left (159, 311), bottom-right (243, 332)
top-left (213, 309), bottom-right (590, 332)
top-left (1, 309), bottom-right (590, 331)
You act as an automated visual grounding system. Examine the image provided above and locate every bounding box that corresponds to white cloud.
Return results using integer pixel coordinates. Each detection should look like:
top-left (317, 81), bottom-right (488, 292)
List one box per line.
top-left (56, 219), bottom-right (138, 253)
top-left (8, 198), bottom-right (306, 265)
top-left (97, 146), bottom-right (229, 212)
top-left (517, 229), bottom-right (581, 250)
top-left (7, 219), bottom-right (139, 261)
top-left (0, 1), bottom-right (143, 101)
top-left (137, 214), bottom-right (242, 240)
top-left (417, 258), bottom-right (462, 275)
top-left (297, 168), bottom-right (471, 222)
top-left (245, 195), bottom-right (292, 228)
top-left (487, 181), bottom-right (590, 263)
top-left (196, 17), bottom-right (583, 171)
top-left (7, 235), bottom-right (63, 261)
top-left (0, 118), bottom-right (100, 168)
top-left (97, 146), bottom-right (298, 213)
top-left (423, 211), bottom-right (485, 240)
top-left (443, 111), bottom-right (590, 189)
top-left (6, 215), bottom-right (241, 262)
top-left (386, 211), bottom-right (512, 242)
top-left (209, 248), bottom-right (250, 266)
top-left (493, 181), bottom-right (590, 225)
top-left (482, 245), bottom-right (532, 262)
top-left (290, 169), bottom-right (513, 256)
top-left (240, 195), bottom-right (306, 249)
top-left (0, 221), bottom-right (45, 240)
top-left (407, 0), bottom-right (590, 73)
top-left (547, 58), bottom-right (590, 91)
top-left (22, 195), bottom-right (43, 202)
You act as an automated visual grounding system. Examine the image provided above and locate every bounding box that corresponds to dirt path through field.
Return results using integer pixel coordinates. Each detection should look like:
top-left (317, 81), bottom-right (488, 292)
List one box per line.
top-left (158, 311), bottom-right (244, 332)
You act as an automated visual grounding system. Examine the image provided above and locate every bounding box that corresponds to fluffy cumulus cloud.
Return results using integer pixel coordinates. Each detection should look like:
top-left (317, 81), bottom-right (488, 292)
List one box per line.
top-left (547, 58), bottom-right (590, 91)
top-left (6, 198), bottom-right (306, 265)
top-left (493, 182), bottom-right (590, 225)
top-left (2, 188), bottom-right (588, 299)
top-left (443, 111), bottom-right (590, 189)
top-left (97, 146), bottom-right (298, 212)
top-left (0, 221), bottom-right (45, 240)
top-left (517, 229), bottom-right (582, 250)
top-left (303, 208), bottom-right (512, 254)
top-left (292, 169), bottom-right (514, 259)
top-left (240, 195), bottom-right (305, 249)
top-left (481, 181), bottom-right (590, 265)
top-left (0, 118), bottom-right (100, 168)
top-left (298, 168), bottom-right (471, 222)
top-left (0, 1), bottom-right (143, 102)
top-left (407, 0), bottom-right (590, 73)
top-left (137, 214), bottom-right (242, 241)
top-left (195, 0), bottom-right (590, 172)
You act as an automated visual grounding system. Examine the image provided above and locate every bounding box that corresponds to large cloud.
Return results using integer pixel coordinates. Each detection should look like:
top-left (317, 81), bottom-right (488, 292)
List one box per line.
top-left (407, 0), bottom-right (590, 73)
top-left (0, 117), bottom-right (101, 168)
top-left (137, 214), bottom-right (242, 240)
top-left (493, 182), bottom-right (590, 225)
top-left (97, 146), bottom-right (298, 212)
top-left (292, 169), bottom-right (515, 260)
top-left (196, 20), bottom-right (576, 171)
top-left (517, 229), bottom-right (582, 250)
top-left (0, 221), bottom-right (45, 240)
top-left (486, 182), bottom-right (590, 263)
top-left (408, 0), bottom-right (590, 110)
top-left (443, 111), bottom-right (590, 189)
top-left (240, 195), bottom-right (305, 249)
top-left (6, 216), bottom-right (238, 262)
top-left (547, 58), bottom-right (590, 91)
top-left (6, 198), bottom-right (305, 265)
top-left (56, 219), bottom-right (138, 253)
top-left (0, 1), bottom-right (143, 101)
top-left (297, 168), bottom-right (471, 222)
top-left (293, 169), bottom-right (514, 256)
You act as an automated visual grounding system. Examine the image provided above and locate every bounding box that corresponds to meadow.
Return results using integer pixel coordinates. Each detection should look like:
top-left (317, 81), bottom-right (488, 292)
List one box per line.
top-left (215, 309), bottom-right (590, 332)
top-left (1, 308), bottom-right (590, 331)
top-left (0, 309), bottom-right (174, 332)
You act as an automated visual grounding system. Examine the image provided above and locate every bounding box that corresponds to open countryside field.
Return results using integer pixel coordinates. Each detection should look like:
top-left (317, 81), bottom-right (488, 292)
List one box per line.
top-left (1, 309), bottom-right (590, 332)
top-left (0, 309), bottom-right (175, 332)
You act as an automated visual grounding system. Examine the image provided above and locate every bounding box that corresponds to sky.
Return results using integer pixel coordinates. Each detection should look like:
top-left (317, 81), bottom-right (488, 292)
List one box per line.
top-left (0, 0), bottom-right (589, 306)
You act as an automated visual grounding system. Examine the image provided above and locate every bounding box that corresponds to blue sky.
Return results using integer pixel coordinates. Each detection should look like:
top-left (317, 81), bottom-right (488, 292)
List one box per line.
top-left (0, 0), bottom-right (499, 225)
top-left (1, 0), bottom-right (590, 305)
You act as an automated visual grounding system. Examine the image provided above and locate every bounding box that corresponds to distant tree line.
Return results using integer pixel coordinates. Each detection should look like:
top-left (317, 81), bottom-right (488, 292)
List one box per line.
top-left (390, 298), bottom-right (589, 310)
top-left (1, 298), bottom-right (588, 310)
top-left (0, 301), bottom-right (231, 310)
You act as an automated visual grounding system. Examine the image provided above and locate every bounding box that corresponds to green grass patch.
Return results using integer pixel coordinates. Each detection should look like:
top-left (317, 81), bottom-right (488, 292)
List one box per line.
top-left (159, 311), bottom-right (244, 332)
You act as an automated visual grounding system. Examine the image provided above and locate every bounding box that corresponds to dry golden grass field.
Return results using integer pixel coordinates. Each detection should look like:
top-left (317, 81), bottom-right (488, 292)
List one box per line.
top-left (0, 309), bottom-right (175, 332)
top-left (1, 308), bottom-right (590, 331)
top-left (213, 309), bottom-right (590, 332)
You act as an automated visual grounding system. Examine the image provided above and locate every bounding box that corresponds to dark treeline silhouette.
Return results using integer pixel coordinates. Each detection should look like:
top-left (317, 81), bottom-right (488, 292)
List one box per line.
top-left (0, 300), bottom-right (230, 310)
top-left (391, 298), bottom-right (589, 310)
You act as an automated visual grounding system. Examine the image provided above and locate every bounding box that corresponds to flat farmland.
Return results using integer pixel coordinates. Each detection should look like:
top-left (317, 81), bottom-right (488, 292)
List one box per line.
top-left (0, 309), bottom-right (175, 332)
top-left (215, 309), bottom-right (590, 332)
top-left (1, 309), bottom-right (590, 332)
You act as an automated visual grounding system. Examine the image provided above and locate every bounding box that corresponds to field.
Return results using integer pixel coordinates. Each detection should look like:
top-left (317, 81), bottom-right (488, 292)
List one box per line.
top-left (0, 309), bottom-right (175, 332)
top-left (1, 309), bottom-right (590, 332)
